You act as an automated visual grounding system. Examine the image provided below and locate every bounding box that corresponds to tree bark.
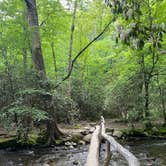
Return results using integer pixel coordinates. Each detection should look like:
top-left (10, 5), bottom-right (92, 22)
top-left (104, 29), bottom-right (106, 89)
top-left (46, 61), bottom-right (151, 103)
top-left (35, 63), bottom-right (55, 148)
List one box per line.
top-left (25, 0), bottom-right (46, 80)
top-left (141, 54), bottom-right (150, 118)
top-left (144, 80), bottom-right (150, 118)
top-left (66, 0), bottom-right (78, 124)
top-left (50, 42), bottom-right (57, 74)
top-left (24, 0), bottom-right (63, 144)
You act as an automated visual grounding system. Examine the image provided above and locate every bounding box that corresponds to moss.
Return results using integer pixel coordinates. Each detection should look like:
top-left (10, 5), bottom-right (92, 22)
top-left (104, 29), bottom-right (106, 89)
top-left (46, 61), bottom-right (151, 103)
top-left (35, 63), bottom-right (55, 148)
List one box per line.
top-left (0, 137), bottom-right (17, 149)
top-left (35, 130), bottom-right (47, 144)
top-left (73, 124), bottom-right (81, 129)
top-left (55, 139), bottom-right (63, 145)
top-left (0, 132), bottom-right (39, 149)
top-left (122, 128), bottom-right (146, 137)
top-left (122, 126), bottom-right (166, 139)
top-left (158, 127), bottom-right (166, 135)
top-left (71, 134), bottom-right (83, 143)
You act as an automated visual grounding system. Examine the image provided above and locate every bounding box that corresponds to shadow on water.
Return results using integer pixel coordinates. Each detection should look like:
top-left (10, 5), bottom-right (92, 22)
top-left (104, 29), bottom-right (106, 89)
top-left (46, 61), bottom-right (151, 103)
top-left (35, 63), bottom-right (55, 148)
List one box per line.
top-left (0, 139), bottom-right (165, 166)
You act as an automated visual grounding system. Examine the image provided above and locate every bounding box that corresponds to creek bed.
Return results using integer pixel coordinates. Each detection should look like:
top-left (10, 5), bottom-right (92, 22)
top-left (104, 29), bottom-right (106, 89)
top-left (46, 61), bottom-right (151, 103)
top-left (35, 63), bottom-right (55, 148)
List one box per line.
top-left (0, 139), bottom-right (165, 166)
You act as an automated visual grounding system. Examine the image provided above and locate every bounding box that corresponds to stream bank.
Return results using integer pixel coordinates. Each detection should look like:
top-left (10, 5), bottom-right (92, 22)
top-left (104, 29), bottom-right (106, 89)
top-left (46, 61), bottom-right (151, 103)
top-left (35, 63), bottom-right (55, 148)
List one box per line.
top-left (0, 139), bottom-right (165, 166)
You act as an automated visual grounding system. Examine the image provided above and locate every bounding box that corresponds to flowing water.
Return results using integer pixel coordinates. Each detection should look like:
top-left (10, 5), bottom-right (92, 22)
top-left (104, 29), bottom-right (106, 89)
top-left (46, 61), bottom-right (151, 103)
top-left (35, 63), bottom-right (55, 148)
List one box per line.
top-left (0, 139), bottom-right (165, 166)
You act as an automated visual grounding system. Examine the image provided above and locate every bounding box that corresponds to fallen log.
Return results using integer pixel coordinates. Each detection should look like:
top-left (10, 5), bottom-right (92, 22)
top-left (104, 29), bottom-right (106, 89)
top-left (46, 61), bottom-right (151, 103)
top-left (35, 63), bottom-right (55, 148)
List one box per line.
top-left (85, 116), bottom-right (140, 166)
top-left (85, 125), bottom-right (100, 166)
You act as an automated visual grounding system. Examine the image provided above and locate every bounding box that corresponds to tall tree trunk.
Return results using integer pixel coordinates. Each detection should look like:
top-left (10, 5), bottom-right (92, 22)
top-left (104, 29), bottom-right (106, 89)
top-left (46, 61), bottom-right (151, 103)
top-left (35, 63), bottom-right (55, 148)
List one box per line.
top-left (66, 0), bottom-right (78, 124)
top-left (24, 0), bottom-right (46, 80)
top-left (144, 80), bottom-right (150, 118)
top-left (140, 54), bottom-right (150, 119)
top-left (50, 42), bottom-right (57, 74)
top-left (2, 47), bottom-right (18, 124)
top-left (24, 0), bottom-right (63, 145)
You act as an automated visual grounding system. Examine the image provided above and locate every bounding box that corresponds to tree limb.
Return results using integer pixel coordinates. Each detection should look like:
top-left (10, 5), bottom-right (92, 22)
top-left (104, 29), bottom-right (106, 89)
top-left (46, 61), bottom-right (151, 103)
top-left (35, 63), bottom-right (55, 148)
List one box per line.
top-left (55, 19), bottom-right (113, 88)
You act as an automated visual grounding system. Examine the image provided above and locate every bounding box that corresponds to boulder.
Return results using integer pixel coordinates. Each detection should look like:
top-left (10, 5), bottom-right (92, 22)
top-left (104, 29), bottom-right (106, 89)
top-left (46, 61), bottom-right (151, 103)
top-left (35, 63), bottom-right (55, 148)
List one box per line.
top-left (78, 140), bottom-right (86, 145)
top-left (113, 130), bottom-right (123, 138)
top-left (83, 134), bottom-right (92, 143)
top-left (73, 160), bottom-right (80, 165)
top-left (88, 127), bottom-right (95, 134)
top-left (152, 127), bottom-right (159, 133)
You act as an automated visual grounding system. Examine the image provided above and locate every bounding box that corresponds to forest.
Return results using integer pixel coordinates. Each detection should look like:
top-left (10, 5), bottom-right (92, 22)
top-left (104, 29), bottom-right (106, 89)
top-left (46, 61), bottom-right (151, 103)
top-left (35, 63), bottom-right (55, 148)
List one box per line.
top-left (0, 0), bottom-right (166, 165)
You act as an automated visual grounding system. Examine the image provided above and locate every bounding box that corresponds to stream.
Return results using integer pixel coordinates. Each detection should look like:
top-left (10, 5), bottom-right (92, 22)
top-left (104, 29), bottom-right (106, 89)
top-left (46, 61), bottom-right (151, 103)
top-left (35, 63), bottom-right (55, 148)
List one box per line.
top-left (0, 139), bottom-right (165, 166)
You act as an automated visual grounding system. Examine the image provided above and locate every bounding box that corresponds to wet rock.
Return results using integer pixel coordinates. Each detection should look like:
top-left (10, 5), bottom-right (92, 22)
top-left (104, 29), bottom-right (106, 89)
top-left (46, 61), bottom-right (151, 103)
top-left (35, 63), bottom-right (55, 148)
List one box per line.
top-left (80, 127), bottom-right (91, 135)
top-left (65, 141), bottom-right (72, 146)
top-left (71, 133), bottom-right (83, 142)
top-left (65, 141), bottom-right (77, 147)
top-left (80, 130), bottom-right (89, 136)
top-left (78, 140), bottom-right (86, 145)
top-left (27, 150), bottom-right (34, 155)
top-left (72, 142), bottom-right (77, 147)
top-left (73, 160), bottom-right (80, 165)
top-left (62, 136), bottom-right (72, 142)
top-left (113, 130), bottom-right (123, 138)
top-left (83, 134), bottom-right (92, 143)
top-left (69, 145), bottom-right (74, 149)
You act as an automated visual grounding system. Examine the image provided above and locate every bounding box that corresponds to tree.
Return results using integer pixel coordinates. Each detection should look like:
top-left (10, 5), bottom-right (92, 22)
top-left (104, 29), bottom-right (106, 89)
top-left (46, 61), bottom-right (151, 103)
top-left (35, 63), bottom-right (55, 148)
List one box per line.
top-left (24, 0), bottom-right (63, 144)
top-left (104, 0), bottom-right (166, 120)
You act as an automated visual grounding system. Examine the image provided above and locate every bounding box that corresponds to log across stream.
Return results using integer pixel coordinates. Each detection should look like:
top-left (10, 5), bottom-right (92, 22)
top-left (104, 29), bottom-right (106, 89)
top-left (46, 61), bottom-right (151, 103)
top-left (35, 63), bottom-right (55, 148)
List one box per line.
top-left (0, 117), bottom-right (165, 166)
top-left (0, 139), bottom-right (165, 166)
top-left (86, 117), bottom-right (140, 166)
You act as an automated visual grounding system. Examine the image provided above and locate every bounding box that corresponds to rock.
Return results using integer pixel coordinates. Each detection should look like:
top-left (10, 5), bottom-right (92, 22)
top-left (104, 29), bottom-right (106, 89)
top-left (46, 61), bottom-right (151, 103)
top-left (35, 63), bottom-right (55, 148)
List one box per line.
top-left (73, 160), bottom-right (80, 165)
top-left (70, 142), bottom-right (77, 147)
top-left (78, 140), bottom-right (86, 145)
top-left (83, 134), bottom-right (92, 143)
top-left (106, 128), bottom-right (114, 134)
top-left (71, 133), bottom-right (83, 142)
top-left (113, 131), bottom-right (123, 138)
top-left (43, 164), bottom-right (50, 166)
top-left (62, 136), bottom-right (72, 142)
top-left (80, 130), bottom-right (89, 136)
top-left (83, 127), bottom-right (90, 130)
top-left (89, 127), bottom-right (95, 133)
top-left (89, 123), bottom-right (96, 127)
top-left (152, 127), bottom-right (159, 133)
top-left (107, 132), bottom-right (113, 136)
top-left (144, 132), bottom-right (149, 136)
top-left (69, 145), bottom-right (74, 149)
top-left (65, 141), bottom-right (72, 146)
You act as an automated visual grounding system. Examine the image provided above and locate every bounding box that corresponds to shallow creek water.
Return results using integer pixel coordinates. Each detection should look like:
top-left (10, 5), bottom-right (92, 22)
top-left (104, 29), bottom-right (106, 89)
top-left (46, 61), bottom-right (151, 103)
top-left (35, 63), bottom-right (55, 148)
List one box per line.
top-left (0, 139), bottom-right (165, 166)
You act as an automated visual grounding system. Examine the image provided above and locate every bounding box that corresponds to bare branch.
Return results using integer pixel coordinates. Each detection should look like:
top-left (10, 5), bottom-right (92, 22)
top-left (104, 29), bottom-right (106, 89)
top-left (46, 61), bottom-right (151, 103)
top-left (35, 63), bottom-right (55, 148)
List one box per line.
top-left (55, 19), bottom-right (113, 88)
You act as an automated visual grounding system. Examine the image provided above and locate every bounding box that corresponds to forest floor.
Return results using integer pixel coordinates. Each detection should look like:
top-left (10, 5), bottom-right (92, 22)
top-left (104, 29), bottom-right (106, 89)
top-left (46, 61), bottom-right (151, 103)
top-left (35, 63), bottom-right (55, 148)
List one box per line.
top-left (60, 119), bottom-right (131, 135)
top-left (0, 118), bottom-right (164, 137)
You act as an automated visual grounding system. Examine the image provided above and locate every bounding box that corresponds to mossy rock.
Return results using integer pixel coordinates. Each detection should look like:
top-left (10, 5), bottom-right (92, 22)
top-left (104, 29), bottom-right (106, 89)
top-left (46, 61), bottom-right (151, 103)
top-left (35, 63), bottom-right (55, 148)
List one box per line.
top-left (36, 130), bottom-right (47, 144)
top-left (158, 127), bottom-right (166, 135)
top-left (123, 128), bottom-right (146, 137)
top-left (55, 139), bottom-right (64, 145)
top-left (73, 124), bottom-right (81, 129)
top-left (71, 133), bottom-right (83, 143)
top-left (142, 119), bottom-right (153, 130)
top-left (0, 137), bottom-right (17, 149)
